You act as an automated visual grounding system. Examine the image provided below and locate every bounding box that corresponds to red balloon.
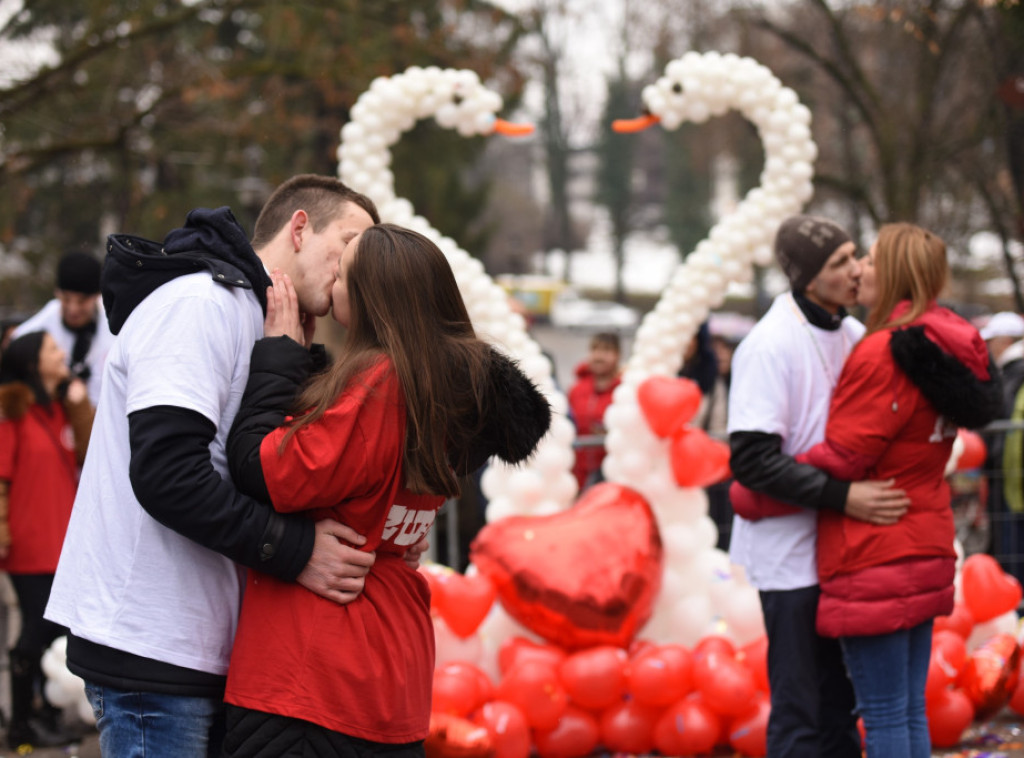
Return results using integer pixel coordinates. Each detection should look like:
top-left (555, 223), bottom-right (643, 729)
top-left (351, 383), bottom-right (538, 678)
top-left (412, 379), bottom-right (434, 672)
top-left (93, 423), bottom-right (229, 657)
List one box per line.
top-left (532, 706), bottom-right (600, 758)
top-left (637, 375), bottom-right (702, 437)
top-left (627, 643), bottom-right (695, 707)
top-left (694, 634), bottom-right (737, 660)
top-left (956, 429), bottom-right (987, 471)
top-left (958, 632), bottom-right (1021, 720)
top-left (495, 660), bottom-right (570, 731)
top-left (652, 697), bottom-right (720, 756)
top-left (738, 635), bottom-right (769, 693)
top-left (471, 482), bottom-right (663, 650)
top-left (934, 602), bottom-right (976, 639)
top-left (695, 651), bottom-right (758, 717)
top-left (925, 631), bottom-right (967, 704)
top-left (425, 712), bottom-right (494, 758)
top-left (927, 688), bottom-right (974, 748)
top-left (498, 637), bottom-right (566, 677)
top-left (472, 701), bottom-right (531, 758)
top-left (961, 553), bottom-right (1022, 623)
top-left (433, 662), bottom-right (493, 717)
top-left (669, 426), bottom-right (731, 488)
top-left (1010, 654), bottom-right (1024, 715)
top-left (598, 700), bottom-right (660, 755)
top-left (558, 646), bottom-right (628, 711)
top-left (433, 570), bottom-right (497, 638)
top-left (729, 692), bottom-right (770, 757)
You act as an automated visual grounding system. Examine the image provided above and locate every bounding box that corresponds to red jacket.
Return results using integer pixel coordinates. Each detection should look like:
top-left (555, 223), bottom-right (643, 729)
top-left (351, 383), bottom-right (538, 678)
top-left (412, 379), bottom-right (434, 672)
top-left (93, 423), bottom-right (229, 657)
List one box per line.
top-left (732, 303), bottom-right (1002, 637)
top-left (568, 363), bottom-right (621, 489)
top-left (0, 385), bottom-right (82, 574)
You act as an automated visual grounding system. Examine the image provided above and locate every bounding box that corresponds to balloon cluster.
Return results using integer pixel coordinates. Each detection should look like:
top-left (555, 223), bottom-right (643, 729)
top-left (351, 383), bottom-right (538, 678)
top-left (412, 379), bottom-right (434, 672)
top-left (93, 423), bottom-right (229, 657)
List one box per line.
top-left (41, 636), bottom-right (94, 726)
top-left (926, 553), bottom-right (1024, 747)
top-left (425, 633), bottom-right (771, 758)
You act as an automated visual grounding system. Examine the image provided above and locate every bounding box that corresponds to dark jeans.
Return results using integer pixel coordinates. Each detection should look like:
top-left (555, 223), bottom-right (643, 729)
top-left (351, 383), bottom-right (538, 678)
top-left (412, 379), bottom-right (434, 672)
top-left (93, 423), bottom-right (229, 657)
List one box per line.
top-left (760, 586), bottom-right (860, 758)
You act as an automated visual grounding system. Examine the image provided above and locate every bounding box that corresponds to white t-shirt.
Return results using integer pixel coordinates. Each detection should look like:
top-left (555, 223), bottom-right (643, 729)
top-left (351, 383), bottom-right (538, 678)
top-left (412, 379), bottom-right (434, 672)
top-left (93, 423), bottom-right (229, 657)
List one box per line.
top-left (13, 298), bottom-right (116, 405)
top-left (45, 273), bottom-right (264, 675)
top-left (727, 292), bottom-right (865, 591)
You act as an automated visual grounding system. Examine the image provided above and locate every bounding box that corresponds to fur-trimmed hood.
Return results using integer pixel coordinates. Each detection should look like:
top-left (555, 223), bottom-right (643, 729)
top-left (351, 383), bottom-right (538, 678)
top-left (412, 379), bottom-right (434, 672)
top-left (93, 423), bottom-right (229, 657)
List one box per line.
top-left (889, 302), bottom-right (1003, 430)
top-left (0, 383), bottom-right (35, 422)
top-left (453, 348), bottom-right (552, 474)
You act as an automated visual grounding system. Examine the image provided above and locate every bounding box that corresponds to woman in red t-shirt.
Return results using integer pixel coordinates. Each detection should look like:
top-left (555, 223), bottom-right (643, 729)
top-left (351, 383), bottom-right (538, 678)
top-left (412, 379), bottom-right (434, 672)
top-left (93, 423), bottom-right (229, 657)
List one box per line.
top-left (222, 224), bottom-right (551, 758)
top-left (0, 330), bottom-right (93, 749)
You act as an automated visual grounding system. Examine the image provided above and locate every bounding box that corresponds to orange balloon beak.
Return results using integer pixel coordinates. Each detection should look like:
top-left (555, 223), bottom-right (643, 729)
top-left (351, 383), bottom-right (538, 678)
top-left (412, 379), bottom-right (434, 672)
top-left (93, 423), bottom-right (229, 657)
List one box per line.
top-left (492, 118), bottom-right (535, 137)
top-left (612, 114), bottom-right (661, 133)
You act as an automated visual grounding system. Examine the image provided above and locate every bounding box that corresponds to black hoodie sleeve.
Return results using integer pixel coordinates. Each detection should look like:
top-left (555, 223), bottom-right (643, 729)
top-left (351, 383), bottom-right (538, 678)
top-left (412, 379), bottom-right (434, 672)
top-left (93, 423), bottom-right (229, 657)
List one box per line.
top-left (127, 406), bottom-right (313, 581)
top-left (227, 337), bottom-right (318, 500)
top-left (729, 430), bottom-right (850, 513)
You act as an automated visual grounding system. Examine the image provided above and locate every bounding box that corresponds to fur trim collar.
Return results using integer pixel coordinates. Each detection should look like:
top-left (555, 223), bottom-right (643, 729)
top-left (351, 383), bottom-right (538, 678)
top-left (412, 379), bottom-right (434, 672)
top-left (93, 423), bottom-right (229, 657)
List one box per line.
top-left (0, 383), bottom-right (35, 422)
top-left (891, 326), bottom-right (1003, 429)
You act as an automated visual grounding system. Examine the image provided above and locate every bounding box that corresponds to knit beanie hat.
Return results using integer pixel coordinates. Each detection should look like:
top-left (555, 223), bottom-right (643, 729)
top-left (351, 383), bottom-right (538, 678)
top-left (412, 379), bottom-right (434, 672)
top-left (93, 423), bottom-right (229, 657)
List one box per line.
top-left (774, 215), bottom-right (853, 293)
top-left (56, 252), bottom-right (101, 295)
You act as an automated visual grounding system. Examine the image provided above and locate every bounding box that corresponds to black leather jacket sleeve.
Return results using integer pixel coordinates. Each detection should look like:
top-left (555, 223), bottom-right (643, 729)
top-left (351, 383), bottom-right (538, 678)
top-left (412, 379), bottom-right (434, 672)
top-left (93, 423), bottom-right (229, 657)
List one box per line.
top-left (127, 404), bottom-right (313, 581)
top-left (729, 430), bottom-right (849, 513)
top-left (227, 336), bottom-right (318, 501)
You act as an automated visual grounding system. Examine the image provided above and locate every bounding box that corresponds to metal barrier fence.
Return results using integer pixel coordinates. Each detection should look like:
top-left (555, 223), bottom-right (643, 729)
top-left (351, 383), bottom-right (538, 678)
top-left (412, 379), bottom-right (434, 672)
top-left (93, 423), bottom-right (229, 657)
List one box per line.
top-left (430, 423), bottom-right (1024, 581)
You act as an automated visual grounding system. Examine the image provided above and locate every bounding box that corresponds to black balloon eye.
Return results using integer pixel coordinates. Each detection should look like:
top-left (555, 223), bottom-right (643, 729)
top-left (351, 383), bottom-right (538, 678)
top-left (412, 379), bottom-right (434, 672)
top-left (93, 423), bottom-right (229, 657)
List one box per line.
top-left (672, 82), bottom-right (682, 94)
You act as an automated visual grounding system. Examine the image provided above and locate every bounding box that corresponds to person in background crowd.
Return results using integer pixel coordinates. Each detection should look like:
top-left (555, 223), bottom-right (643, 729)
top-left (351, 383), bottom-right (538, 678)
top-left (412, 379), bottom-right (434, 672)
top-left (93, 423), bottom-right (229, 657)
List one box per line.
top-left (979, 311), bottom-right (1024, 582)
top-left (13, 252), bottom-right (116, 406)
top-left (568, 331), bottom-right (622, 491)
top-left (220, 225), bottom-right (550, 756)
top-left (1, 318), bottom-right (23, 354)
top-left (0, 331), bottom-right (94, 749)
top-left (728, 214), bottom-right (911, 758)
top-left (679, 321), bottom-right (723, 434)
top-left (734, 223), bottom-right (1002, 757)
top-left (44, 176), bottom-right (400, 758)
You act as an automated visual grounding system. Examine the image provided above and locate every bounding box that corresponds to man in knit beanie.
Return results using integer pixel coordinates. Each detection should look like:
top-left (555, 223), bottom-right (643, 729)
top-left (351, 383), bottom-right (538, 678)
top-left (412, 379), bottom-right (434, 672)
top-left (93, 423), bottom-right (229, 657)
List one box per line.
top-left (726, 214), bottom-right (910, 758)
top-left (12, 250), bottom-right (115, 405)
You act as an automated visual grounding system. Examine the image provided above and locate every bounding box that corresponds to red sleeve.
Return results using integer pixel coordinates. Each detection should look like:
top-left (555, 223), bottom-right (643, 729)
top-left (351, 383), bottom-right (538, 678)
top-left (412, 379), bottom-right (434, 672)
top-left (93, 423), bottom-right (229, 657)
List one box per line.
top-left (259, 363), bottom-right (403, 513)
top-left (0, 420), bottom-right (16, 481)
top-left (803, 334), bottom-right (910, 480)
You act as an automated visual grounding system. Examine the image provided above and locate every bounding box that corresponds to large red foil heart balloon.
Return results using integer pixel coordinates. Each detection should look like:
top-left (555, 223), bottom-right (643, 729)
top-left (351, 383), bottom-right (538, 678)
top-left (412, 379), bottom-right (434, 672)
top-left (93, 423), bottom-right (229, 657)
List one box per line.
top-left (961, 553), bottom-right (1023, 623)
top-left (958, 632), bottom-right (1021, 721)
top-left (470, 482), bottom-right (663, 650)
top-left (637, 376), bottom-right (702, 438)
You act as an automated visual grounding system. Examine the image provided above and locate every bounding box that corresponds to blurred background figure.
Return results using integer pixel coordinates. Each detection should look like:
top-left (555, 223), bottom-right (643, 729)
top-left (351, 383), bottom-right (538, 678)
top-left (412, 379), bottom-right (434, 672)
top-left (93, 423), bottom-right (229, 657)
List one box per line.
top-left (0, 331), bottom-right (94, 749)
top-left (13, 251), bottom-right (115, 406)
top-left (982, 312), bottom-right (1024, 583)
top-left (568, 332), bottom-right (622, 492)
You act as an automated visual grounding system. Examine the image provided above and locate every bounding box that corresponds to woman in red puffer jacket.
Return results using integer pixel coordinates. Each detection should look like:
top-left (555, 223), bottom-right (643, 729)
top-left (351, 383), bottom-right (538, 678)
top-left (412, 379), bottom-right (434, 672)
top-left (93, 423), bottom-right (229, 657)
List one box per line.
top-left (733, 223), bottom-right (1002, 758)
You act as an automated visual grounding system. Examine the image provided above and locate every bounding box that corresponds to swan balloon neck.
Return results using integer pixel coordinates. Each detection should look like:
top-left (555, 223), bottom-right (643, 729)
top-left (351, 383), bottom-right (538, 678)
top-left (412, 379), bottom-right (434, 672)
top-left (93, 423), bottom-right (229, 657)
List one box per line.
top-left (493, 118), bottom-right (535, 137)
top-left (612, 114), bottom-right (661, 133)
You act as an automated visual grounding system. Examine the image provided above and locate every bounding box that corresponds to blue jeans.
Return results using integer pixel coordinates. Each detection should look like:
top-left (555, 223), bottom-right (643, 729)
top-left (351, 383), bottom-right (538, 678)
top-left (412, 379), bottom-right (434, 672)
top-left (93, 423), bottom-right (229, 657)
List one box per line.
top-left (840, 620), bottom-right (933, 758)
top-left (84, 682), bottom-right (225, 758)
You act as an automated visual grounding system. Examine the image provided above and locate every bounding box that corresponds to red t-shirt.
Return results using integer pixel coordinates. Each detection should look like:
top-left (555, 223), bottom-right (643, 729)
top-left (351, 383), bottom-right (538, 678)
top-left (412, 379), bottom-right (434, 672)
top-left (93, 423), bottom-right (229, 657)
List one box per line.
top-left (0, 401), bottom-right (78, 574)
top-left (225, 359), bottom-right (442, 742)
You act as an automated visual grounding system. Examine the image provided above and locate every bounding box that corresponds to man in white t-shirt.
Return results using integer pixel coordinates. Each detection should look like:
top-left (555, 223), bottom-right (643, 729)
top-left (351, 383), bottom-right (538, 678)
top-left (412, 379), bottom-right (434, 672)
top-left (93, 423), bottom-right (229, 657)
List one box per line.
top-left (727, 215), bottom-right (910, 758)
top-left (45, 176), bottom-right (402, 758)
top-left (13, 251), bottom-right (116, 406)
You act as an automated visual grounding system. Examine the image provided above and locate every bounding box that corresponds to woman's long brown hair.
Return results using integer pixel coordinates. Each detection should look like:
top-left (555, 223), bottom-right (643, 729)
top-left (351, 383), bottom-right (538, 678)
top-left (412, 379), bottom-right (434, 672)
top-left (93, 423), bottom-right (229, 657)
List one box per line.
top-left (867, 222), bottom-right (949, 334)
top-left (283, 224), bottom-right (492, 497)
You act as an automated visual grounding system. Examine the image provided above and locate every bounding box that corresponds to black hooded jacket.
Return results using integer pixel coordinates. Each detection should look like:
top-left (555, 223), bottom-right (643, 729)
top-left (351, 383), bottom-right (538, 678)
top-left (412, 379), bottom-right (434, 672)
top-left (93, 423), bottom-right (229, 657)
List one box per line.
top-left (68, 208), bottom-right (309, 697)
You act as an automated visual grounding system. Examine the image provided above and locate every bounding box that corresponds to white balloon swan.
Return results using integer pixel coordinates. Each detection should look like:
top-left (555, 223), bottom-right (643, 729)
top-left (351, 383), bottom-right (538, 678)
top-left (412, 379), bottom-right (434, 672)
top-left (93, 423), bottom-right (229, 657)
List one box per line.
top-left (335, 56), bottom-right (818, 657)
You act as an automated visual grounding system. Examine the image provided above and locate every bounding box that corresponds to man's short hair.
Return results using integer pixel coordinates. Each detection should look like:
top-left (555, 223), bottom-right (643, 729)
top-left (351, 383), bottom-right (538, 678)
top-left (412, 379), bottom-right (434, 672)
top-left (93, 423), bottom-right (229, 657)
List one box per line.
top-left (590, 332), bottom-right (621, 352)
top-left (249, 175), bottom-right (380, 249)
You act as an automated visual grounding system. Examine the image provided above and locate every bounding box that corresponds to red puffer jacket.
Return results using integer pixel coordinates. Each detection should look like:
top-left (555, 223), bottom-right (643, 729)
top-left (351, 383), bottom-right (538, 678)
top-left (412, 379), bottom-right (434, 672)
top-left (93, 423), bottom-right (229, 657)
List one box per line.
top-left (731, 302), bottom-right (1002, 637)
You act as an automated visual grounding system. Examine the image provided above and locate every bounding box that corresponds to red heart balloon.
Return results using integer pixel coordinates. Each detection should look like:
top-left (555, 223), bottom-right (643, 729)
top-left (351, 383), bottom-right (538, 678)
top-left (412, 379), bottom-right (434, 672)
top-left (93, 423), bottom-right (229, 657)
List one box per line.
top-left (958, 632), bottom-right (1021, 720)
top-left (927, 687), bottom-right (974, 748)
top-left (961, 553), bottom-right (1022, 623)
top-left (433, 571), bottom-right (497, 638)
top-left (669, 426), bottom-right (731, 488)
top-left (637, 376), bottom-right (702, 438)
top-left (470, 482), bottom-right (663, 650)
top-left (425, 712), bottom-right (494, 758)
